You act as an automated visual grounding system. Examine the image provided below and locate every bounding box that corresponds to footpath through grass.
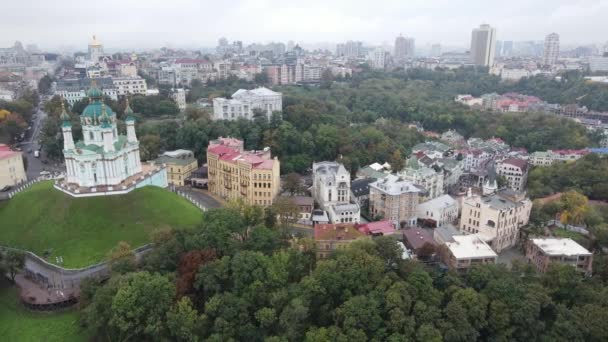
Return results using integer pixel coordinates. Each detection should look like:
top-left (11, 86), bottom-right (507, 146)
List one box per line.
top-left (0, 279), bottom-right (88, 341)
top-left (0, 181), bottom-right (202, 268)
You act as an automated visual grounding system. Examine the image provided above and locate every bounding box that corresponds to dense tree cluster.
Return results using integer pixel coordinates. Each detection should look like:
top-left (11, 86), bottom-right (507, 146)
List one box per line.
top-left (79, 205), bottom-right (608, 341)
top-left (0, 89), bottom-right (38, 143)
top-left (39, 68), bottom-right (599, 169)
top-left (527, 154), bottom-right (608, 201)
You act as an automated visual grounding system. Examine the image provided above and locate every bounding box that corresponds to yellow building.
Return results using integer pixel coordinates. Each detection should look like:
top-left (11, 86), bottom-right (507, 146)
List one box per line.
top-left (206, 137), bottom-right (280, 206)
top-left (154, 150), bottom-right (198, 186)
top-left (0, 144), bottom-right (26, 188)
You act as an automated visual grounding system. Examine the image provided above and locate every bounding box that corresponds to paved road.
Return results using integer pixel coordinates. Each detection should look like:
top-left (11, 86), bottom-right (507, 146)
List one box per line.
top-left (174, 186), bottom-right (223, 209)
top-left (16, 106), bottom-right (63, 179)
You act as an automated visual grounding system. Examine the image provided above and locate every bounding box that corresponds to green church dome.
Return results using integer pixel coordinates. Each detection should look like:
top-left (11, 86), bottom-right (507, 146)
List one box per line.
top-left (87, 86), bottom-right (103, 99)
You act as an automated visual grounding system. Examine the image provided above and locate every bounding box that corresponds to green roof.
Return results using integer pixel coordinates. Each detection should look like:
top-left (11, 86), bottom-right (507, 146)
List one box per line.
top-left (81, 100), bottom-right (116, 120)
top-left (87, 86), bottom-right (103, 98)
top-left (154, 155), bottom-right (197, 166)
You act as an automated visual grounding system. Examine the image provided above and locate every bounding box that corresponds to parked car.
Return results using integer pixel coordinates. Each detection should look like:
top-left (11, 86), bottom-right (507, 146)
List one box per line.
top-left (1, 185), bottom-right (12, 192)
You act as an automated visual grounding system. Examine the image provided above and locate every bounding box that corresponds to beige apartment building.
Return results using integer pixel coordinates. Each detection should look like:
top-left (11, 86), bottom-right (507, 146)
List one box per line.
top-left (442, 235), bottom-right (498, 272)
top-left (369, 174), bottom-right (421, 228)
top-left (0, 145), bottom-right (26, 188)
top-left (460, 188), bottom-right (532, 253)
top-left (206, 137), bottom-right (280, 206)
top-left (154, 149), bottom-right (198, 186)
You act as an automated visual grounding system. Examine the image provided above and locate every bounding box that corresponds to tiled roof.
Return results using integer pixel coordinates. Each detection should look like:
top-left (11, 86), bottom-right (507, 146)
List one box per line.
top-left (357, 220), bottom-right (396, 235)
top-left (315, 223), bottom-right (365, 241)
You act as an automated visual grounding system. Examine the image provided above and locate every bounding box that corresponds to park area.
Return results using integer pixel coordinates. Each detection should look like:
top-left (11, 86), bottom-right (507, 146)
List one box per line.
top-left (0, 279), bottom-right (88, 341)
top-left (0, 181), bottom-right (202, 268)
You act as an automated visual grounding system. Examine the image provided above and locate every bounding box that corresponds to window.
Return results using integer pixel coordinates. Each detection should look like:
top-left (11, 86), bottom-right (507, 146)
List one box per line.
top-left (89, 131), bottom-right (94, 140)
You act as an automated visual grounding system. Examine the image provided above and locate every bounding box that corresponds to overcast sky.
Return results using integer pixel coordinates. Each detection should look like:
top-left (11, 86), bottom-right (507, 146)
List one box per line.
top-left (1, 0), bottom-right (606, 51)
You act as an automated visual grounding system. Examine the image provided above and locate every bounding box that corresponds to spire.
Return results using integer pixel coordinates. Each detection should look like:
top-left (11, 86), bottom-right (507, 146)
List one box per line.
top-left (124, 97), bottom-right (135, 122)
top-left (483, 161), bottom-right (498, 196)
top-left (60, 101), bottom-right (71, 127)
top-left (99, 103), bottom-right (111, 128)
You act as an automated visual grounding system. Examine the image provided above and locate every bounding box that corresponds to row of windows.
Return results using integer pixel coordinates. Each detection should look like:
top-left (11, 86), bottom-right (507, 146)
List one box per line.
top-left (254, 182), bottom-right (271, 188)
top-left (253, 191), bottom-right (271, 197)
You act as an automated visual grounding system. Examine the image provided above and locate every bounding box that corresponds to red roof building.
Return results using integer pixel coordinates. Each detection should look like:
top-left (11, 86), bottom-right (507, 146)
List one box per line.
top-left (356, 220), bottom-right (397, 236)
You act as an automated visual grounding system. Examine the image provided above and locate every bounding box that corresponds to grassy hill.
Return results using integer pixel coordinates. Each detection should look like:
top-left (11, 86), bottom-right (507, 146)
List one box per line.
top-left (0, 181), bottom-right (202, 268)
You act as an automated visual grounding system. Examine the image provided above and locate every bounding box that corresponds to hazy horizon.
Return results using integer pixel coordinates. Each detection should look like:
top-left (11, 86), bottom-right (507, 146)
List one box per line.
top-left (1, 0), bottom-right (607, 51)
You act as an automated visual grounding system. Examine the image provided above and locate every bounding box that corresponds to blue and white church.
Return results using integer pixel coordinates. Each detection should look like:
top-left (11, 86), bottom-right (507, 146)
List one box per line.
top-left (56, 84), bottom-right (167, 196)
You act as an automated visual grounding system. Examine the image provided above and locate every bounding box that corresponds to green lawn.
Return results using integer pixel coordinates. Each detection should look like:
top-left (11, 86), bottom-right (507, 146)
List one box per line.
top-left (0, 280), bottom-right (88, 341)
top-left (0, 181), bottom-right (202, 268)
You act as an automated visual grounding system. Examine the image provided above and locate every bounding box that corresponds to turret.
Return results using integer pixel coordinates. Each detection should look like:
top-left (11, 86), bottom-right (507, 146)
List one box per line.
top-left (100, 103), bottom-right (115, 153)
top-left (60, 101), bottom-right (75, 151)
top-left (483, 161), bottom-right (498, 196)
top-left (125, 98), bottom-right (138, 143)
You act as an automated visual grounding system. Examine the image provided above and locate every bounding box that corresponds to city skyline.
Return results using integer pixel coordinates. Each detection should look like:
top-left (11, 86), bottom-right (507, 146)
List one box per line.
top-left (1, 0), bottom-right (607, 50)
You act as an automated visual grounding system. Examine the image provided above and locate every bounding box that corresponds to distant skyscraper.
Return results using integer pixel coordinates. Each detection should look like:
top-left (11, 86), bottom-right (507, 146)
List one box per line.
top-left (542, 33), bottom-right (560, 66)
top-left (287, 40), bottom-right (295, 51)
top-left (502, 41), bottom-right (513, 57)
top-left (336, 41), bottom-right (363, 58)
top-left (495, 40), bottom-right (503, 57)
top-left (368, 47), bottom-right (387, 69)
top-left (394, 35), bottom-right (415, 60)
top-left (470, 24), bottom-right (497, 67)
top-left (430, 44), bottom-right (441, 57)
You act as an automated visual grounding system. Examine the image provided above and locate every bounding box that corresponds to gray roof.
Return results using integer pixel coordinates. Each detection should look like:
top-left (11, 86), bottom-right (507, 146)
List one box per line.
top-left (351, 178), bottom-right (375, 197)
top-left (370, 174), bottom-right (421, 196)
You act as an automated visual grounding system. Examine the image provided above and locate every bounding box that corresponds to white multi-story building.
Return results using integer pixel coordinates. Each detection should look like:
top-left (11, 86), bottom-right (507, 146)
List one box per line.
top-left (543, 33), bottom-right (560, 66)
top-left (369, 174), bottom-right (421, 227)
top-left (303, 65), bottom-right (323, 82)
top-left (398, 157), bottom-right (444, 200)
top-left (368, 48), bottom-right (387, 69)
top-left (112, 76), bottom-right (147, 96)
top-left (470, 24), bottom-right (496, 67)
top-left (172, 88), bottom-right (186, 111)
top-left (417, 194), bottom-right (459, 228)
top-left (529, 149), bottom-right (589, 166)
top-left (312, 161), bottom-right (361, 224)
top-left (212, 87), bottom-right (282, 121)
top-left (590, 57), bottom-right (608, 72)
top-left (56, 78), bottom-right (117, 106)
top-left (496, 158), bottom-right (528, 192)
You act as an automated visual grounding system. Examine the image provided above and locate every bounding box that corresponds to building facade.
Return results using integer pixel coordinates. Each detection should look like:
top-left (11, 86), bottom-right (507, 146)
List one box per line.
top-left (207, 137), bottom-right (280, 206)
top-left (0, 144), bottom-right (26, 188)
top-left (61, 89), bottom-right (142, 188)
top-left (470, 24), bottom-right (497, 67)
top-left (369, 174), bottom-right (420, 227)
top-left (212, 87), bottom-right (282, 121)
top-left (368, 48), bottom-right (387, 69)
top-left (496, 158), bottom-right (528, 192)
top-left (312, 161), bottom-right (361, 224)
top-left (543, 33), bottom-right (560, 66)
top-left (398, 157), bottom-right (444, 200)
top-left (460, 184), bottom-right (532, 253)
top-left (525, 238), bottom-right (593, 275)
top-left (416, 194), bottom-right (459, 228)
top-left (112, 76), bottom-right (147, 96)
top-left (154, 150), bottom-right (198, 186)
top-left (394, 35), bottom-right (415, 61)
top-left (56, 77), bottom-right (117, 106)
top-left (314, 223), bottom-right (367, 259)
top-left (442, 235), bottom-right (498, 272)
